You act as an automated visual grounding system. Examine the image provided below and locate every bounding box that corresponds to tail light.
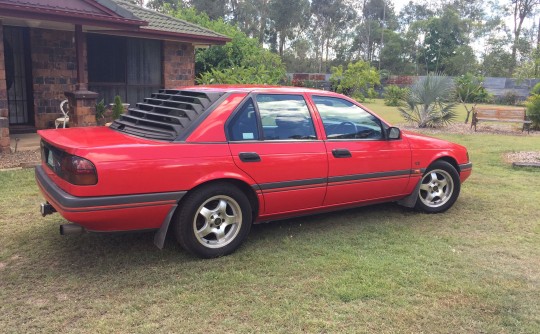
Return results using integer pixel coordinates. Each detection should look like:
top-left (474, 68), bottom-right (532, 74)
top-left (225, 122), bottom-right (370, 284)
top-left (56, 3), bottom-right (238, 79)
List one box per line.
top-left (42, 140), bottom-right (97, 185)
top-left (60, 155), bottom-right (98, 185)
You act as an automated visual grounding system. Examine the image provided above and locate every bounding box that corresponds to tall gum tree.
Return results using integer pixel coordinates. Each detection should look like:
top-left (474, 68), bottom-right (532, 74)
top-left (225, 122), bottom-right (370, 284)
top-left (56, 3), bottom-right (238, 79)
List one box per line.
top-left (269, 0), bottom-right (310, 56)
top-left (510, 0), bottom-right (539, 75)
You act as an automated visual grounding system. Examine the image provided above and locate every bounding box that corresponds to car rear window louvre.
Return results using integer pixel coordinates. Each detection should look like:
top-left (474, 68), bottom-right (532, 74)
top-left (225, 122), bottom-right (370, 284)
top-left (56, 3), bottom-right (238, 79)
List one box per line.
top-left (109, 89), bottom-right (224, 141)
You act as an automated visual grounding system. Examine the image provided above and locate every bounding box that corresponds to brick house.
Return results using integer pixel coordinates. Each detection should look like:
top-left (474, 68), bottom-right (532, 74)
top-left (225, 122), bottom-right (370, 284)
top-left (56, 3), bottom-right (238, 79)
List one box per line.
top-left (0, 0), bottom-right (229, 152)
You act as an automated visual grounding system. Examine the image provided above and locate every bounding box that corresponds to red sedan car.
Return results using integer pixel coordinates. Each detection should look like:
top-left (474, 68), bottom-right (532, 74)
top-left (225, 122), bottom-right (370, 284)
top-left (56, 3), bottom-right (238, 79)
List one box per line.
top-left (36, 86), bottom-right (472, 258)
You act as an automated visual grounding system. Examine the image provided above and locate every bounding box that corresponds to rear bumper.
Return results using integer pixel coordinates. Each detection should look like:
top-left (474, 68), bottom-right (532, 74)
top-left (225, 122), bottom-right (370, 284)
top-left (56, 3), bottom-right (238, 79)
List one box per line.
top-left (35, 166), bottom-right (186, 231)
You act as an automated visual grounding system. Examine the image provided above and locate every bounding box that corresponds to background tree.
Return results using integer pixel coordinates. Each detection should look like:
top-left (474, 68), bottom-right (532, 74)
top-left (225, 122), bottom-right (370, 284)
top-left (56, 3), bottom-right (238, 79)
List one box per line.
top-left (509, 0), bottom-right (540, 75)
top-left (352, 0), bottom-right (398, 64)
top-left (268, 0), bottom-right (310, 56)
top-left (147, 0), bottom-right (183, 11)
top-left (125, 0), bottom-right (144, 5)
top-left (377, 30), bottom-right (414, 74)
top-left (172, 6), bottom-right (285, 83)
top-left (230, 0), bottom-right (269, 44)
top-left (482, 35), bottom-right (514, 77)
top-left (190, 0), bottom-right (228, 20)
top-left (311, 0), bottom-right (356, 72)
top-left (142, 0), bottom-right (540, 82)
top-left (419, 8), bottom-right (471, 74)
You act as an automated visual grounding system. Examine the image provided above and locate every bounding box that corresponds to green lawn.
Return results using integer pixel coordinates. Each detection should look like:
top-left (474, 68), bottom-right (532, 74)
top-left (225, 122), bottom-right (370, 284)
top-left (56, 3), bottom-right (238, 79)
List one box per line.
top-left (1, 106), bottom-right (539, 333)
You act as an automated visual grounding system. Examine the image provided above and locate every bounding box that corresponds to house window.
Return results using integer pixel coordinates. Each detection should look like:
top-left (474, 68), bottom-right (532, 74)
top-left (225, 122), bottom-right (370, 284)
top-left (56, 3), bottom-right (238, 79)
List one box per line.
top-left (88, 35), bottom-right (162, 106)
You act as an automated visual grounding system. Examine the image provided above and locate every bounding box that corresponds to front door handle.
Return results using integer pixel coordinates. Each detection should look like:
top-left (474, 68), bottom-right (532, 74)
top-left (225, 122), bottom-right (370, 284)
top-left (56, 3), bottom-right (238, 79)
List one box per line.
top-left (332, 148), bottom-right (352, 158)
top-left (239, 152), bottom-right (261, 162)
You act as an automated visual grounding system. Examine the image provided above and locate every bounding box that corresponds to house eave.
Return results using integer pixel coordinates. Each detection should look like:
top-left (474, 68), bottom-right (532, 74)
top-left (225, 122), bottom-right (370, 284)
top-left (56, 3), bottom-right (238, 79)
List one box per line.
top-left (88, 28), bottom-right (230, 45)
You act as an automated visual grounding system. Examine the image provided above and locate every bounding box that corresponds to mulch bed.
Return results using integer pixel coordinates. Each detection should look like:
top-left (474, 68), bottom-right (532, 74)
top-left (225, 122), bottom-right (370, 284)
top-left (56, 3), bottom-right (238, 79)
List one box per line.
top-left (399, 121), bottom-right (539, 137)
top-left (0, 122), bottom-right (538, 170)
top-left (0, 149), bottom-right (40, 170)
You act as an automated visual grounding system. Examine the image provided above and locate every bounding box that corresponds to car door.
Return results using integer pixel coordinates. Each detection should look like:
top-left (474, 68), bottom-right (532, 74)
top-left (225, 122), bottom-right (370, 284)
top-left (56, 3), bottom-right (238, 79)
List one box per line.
top-left (309, 95), bottom-right (412, 206)
top-left (227, 94), bottom-right (328, 215)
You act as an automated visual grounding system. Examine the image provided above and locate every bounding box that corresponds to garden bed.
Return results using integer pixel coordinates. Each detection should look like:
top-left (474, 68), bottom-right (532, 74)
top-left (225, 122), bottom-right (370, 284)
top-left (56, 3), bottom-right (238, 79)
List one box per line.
top-left (0, 149), bottom-right (40, 170)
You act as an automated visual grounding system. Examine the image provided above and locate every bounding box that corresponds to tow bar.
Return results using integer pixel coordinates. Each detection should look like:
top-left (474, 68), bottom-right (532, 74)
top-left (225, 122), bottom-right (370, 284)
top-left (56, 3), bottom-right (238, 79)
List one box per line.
top-left (40, 202), bottom-right (56, 217)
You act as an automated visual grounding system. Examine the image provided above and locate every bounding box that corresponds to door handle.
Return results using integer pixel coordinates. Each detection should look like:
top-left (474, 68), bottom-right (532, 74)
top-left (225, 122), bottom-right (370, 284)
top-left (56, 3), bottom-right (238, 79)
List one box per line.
top-left (239, 152), bottom-right (261, 162)
top-left (332, 148), bottom-right (352, 158)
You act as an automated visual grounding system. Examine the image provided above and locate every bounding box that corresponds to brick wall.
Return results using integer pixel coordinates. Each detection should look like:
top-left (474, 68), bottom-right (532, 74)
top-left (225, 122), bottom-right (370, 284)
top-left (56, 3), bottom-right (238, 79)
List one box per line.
top-left (163, 41), bottom-right (195, 89)
top-left (30, 28), bottom-right (80, 129)
top-left (0, 22), bottom-right (10, 153)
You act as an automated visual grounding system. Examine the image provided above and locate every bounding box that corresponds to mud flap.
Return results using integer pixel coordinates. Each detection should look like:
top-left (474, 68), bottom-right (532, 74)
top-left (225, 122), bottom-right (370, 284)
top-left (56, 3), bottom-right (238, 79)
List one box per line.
top-left (397, 179), bottom-right (422, 208)
top-left (153, 205), bottom-right (178, 249)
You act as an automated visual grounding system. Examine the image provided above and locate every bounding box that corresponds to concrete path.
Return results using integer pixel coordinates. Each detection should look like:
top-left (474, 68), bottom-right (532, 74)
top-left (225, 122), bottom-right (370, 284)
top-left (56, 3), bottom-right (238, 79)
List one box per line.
top-left (10, 133), bottom-right (40, 152)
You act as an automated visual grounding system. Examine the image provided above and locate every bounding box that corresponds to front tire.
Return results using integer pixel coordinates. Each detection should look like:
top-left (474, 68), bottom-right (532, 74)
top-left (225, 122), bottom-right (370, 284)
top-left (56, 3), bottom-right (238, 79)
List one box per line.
top-left (174, 183), bottom-right (252, 258)
top-left (415, 161), bottom-right (461, 213)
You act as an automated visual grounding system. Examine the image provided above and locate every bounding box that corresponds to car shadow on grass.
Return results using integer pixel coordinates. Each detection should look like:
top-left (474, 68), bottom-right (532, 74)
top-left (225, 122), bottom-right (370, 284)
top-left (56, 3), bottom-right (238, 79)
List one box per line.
top-left (31, 202), bottom-right (416, 277)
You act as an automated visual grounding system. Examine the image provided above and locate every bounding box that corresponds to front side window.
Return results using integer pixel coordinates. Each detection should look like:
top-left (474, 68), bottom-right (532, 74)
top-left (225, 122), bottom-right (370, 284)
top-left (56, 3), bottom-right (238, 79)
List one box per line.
top-left (256, 94), bottom-right (316, 140)
top-left (312, 96), bottom-right (383, 140)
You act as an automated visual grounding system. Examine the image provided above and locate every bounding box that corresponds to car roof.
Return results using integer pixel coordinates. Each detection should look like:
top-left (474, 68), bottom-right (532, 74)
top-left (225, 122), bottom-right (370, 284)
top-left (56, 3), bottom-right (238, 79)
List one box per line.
top-left (179, 84), bottom-right (336, 95)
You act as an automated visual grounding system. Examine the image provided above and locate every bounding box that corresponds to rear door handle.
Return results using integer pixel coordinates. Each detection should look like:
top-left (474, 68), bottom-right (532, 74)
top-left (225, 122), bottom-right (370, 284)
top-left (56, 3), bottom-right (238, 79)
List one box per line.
top-left (332, 148), bottom-right (352, 158)
top-left (239, 152), bottom-right (261, 162)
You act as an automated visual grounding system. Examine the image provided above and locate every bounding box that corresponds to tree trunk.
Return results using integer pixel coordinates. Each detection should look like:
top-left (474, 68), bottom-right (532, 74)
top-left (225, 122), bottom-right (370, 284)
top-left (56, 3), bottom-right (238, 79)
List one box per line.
top-left (279, 32), bottom-right (285, 57)
top-left (230, 0), bottom-right (239, 22)
top-left (510, 0), bottom-right (533, 76)
top-left (535, 16), bottom-right (540, 77)
top-left (464, 107), bottom-right (471, 124)
top-left (511, 27), bottom-right (523, 76)
top-left (259, 0), bottom-right (267, 45)
top-left (325, 38), bottom-right (330, 73)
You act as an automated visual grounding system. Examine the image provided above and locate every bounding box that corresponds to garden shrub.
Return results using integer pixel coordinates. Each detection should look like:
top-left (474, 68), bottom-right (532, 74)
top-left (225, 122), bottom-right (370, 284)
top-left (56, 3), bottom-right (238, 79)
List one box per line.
top-left (498, 91), bottom-right (521, 106)
top-left (330, 61), bottom-right (380, 102)
top-left (173, 7), bottom-right (285, 84)
top-left (531, 82), bottom-right (540, 96)
top-left (525, 93), bottom-right (540, 130)
top-left (399, 73), bottom-right (457, 128)
top-left (112, 95), bottom-right (124, 120)
top-left (455, 73), bottom-right (492, 104)
top-left (384, 85), bottom-right (409, 106)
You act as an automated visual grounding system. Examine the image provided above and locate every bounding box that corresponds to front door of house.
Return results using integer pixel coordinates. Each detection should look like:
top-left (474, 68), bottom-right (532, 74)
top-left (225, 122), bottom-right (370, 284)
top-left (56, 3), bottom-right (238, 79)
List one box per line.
top-left (3, 26), bottom-right (34, 127)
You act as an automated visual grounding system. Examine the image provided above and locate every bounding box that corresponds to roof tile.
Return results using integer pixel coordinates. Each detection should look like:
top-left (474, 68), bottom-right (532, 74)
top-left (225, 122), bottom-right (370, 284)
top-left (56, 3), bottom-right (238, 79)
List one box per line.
top-left (112, 0), bottom-right (228, 39)
top-left (0, 0), bottom-right (108, 15)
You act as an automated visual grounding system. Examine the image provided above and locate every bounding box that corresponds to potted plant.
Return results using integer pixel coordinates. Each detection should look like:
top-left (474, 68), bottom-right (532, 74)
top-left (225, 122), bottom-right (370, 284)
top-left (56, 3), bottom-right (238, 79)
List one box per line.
top-left (95, 99), bottom-right (106, 126)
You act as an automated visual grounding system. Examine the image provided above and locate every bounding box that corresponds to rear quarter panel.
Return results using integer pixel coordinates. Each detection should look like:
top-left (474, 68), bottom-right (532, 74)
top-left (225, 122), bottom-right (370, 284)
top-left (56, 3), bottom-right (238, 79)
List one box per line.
top-left (40, 92), bottom-right (255, 198)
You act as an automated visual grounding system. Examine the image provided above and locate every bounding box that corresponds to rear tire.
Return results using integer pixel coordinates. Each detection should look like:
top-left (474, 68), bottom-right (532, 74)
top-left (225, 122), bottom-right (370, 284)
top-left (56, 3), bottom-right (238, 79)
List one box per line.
top-left (174, 183), bottom-right (252, 258)
top-left (415, 161), bottom-right (460, 213)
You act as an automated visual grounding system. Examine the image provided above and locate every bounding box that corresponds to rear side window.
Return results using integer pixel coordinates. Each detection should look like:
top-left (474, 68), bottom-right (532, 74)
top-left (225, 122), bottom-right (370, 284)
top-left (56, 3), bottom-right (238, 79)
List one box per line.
top-left (228, 94), bottom-right (317, 141)
top-left (312, 95), bottom-right (382, 140)
top-left (228, 99), bottom-right (259, 141)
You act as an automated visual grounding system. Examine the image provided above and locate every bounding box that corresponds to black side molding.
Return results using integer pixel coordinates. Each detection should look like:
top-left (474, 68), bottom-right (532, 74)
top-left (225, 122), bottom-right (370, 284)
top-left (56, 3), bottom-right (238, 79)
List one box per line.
top-left (35, 166), bottom-right (186, 209)
top-left (459, 162), bottom-right (473, 171)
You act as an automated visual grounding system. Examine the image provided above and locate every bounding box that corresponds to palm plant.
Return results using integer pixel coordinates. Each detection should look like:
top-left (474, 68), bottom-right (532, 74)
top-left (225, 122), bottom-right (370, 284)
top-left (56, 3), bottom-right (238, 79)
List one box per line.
top-left (399, 73), bottom-right (457, 128)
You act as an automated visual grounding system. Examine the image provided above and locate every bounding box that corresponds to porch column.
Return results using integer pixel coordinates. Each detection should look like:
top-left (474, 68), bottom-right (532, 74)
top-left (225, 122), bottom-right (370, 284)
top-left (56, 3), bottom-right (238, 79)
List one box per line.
top-left (0, 21), bottom-right (11, 153)
top-left (64, 25), bottom-right (97, 127)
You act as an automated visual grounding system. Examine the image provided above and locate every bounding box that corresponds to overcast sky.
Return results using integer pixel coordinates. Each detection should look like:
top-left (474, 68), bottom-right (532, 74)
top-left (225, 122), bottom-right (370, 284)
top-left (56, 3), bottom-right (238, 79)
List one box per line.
top-left (390, 0), bottom-right (505, 14)
top-left (391, 0), bottom-right (410, 12)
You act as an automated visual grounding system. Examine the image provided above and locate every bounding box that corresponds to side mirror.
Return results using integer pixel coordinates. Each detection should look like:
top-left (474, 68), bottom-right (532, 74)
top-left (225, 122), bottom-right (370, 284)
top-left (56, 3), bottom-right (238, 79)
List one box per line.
top-left (387, 127), bottom-right (401, 140)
